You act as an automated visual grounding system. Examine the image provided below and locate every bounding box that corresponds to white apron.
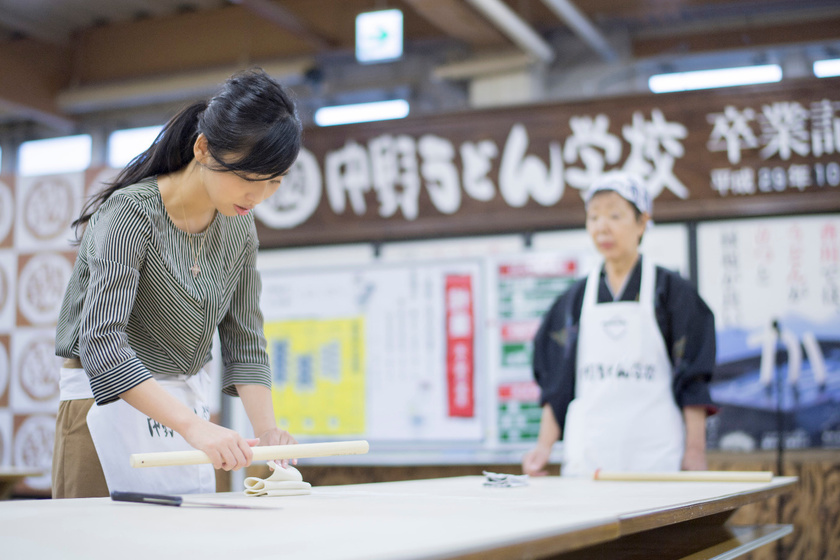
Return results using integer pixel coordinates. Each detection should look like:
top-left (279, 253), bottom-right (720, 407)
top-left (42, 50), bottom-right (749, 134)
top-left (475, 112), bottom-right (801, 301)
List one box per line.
top-left (562, 258), bottom-right (685, 477)
top-left (85, 370), bottom-right (217, 495)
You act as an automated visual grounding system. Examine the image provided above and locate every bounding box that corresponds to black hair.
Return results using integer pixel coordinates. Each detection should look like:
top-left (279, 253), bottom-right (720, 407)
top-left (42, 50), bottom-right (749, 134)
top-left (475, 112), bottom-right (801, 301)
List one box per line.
top-left (73, 67), bottom-right (302, 239)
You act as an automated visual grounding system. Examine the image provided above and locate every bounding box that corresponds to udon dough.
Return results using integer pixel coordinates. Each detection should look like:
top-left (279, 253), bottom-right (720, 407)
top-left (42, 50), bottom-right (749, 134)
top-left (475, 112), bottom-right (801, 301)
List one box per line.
top-left (244, 464), bottom-right (312, 497)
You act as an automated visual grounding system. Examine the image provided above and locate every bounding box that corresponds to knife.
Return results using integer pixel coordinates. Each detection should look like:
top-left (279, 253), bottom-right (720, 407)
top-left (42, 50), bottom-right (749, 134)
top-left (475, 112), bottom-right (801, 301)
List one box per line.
top-left (111, 491), bottom-right (281, 510)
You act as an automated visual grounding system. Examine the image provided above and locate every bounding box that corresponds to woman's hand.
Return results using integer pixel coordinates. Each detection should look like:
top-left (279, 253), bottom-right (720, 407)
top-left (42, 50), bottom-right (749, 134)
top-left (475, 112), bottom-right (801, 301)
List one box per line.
top-left (254, 427), bottom-right (298, 469)
top-left (681, 445), bottom-right (708, 471)
top-left (522, 445), bottom-right (552, 476)
top-left (182, 419), bottom-right (255, 471)
top-left (121, 379), bottom-right (254, 471)
top-left (522, 404), bottom-right (561, 476)
top-left (235, 384), bottom-right (300, 468)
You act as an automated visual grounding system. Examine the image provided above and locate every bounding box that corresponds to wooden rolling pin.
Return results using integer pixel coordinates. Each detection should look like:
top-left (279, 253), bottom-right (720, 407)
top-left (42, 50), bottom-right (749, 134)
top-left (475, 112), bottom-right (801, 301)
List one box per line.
top-left (130, 440), bottom-right (370, 468)
top-left (593, 470), bottom-right (773, 482)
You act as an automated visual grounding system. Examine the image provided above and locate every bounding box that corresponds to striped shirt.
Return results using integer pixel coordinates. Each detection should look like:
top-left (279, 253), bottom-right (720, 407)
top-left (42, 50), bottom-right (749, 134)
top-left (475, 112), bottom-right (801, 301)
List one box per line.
top-left (55, 177), bottom-right (271, 405)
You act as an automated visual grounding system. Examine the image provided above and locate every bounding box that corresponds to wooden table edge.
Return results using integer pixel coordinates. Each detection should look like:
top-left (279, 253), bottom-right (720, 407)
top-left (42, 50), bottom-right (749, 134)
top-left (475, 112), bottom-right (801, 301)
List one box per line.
top-left (617, 477), bottom-right (797, 536)
top-left (448, 520), bottom-right (621, 560)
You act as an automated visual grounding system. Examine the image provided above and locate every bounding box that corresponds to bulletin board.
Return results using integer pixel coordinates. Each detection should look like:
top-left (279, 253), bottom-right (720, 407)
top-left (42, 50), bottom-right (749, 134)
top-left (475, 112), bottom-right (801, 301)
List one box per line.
top-left (697, 214), bottom-right (840, 451)
top-left (239, 223), bottom-right (692, 463)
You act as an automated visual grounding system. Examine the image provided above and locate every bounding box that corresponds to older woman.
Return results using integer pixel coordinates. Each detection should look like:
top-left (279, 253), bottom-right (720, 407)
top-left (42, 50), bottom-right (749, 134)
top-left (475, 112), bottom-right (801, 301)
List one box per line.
top-left (522, 171), bottom-right (716, 477)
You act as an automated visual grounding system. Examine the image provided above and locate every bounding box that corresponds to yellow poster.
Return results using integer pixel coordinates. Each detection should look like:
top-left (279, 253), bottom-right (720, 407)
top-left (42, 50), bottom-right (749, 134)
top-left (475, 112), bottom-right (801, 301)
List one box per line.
top-left (265, 317), bottom-right (365, 435)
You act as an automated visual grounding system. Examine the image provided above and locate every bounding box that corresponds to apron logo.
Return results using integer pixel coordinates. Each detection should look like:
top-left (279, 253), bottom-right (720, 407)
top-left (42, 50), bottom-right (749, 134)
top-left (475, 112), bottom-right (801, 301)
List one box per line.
top-left (582, 362), bottom-right (657, 382)
top-left (602, 316), bottom-right (627, 339)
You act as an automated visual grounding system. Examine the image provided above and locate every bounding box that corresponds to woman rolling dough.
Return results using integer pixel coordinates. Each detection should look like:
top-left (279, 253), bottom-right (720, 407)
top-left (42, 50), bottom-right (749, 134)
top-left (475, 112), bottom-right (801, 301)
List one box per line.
top-left (53, 68), bottom-right (300, 497)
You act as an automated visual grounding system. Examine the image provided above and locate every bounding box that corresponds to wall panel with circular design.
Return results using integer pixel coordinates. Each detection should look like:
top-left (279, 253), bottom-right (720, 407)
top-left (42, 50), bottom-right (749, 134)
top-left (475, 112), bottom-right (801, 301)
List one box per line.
top-left (11, 329), bottom-right (60, 413)
top-left (15, 252), bottom-right (74, 327)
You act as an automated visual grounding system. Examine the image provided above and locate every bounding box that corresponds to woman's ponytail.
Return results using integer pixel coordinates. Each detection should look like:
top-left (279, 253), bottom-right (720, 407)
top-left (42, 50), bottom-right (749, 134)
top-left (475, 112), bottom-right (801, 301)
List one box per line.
top-left (72, 100), bottom-right (207, 236)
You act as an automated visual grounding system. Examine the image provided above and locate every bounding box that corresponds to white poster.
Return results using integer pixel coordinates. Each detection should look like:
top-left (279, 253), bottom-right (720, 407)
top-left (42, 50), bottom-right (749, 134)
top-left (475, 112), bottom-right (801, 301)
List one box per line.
top-left (258, 259), bottom-right (484, 443)
top-left (698, 214), bottom-right (840, 450)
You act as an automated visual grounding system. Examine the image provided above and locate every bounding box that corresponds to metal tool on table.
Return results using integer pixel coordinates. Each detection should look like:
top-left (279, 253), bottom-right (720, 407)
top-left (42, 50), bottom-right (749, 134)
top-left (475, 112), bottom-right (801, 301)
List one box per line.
top-left (110, 491), bottom-right (280, 509)
top-left (129, 440), bottom-right (370, 468)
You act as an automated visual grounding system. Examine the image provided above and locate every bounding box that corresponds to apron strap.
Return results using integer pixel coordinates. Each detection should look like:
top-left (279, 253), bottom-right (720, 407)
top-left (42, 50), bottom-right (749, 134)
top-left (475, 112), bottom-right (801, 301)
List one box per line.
top-left (639, 257), bottom-right (656, 307)
top-left (582, 263), bottom-right (603, 311)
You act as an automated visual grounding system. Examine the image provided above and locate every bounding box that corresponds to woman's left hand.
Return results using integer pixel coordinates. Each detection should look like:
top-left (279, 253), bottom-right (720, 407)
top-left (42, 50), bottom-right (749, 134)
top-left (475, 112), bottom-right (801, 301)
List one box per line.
top-left (681, 446), bottom-right (708, 471)
top-left (254, 427), bottom-right (298, 468)
top-left (235, 384), bottom-right (299, 468)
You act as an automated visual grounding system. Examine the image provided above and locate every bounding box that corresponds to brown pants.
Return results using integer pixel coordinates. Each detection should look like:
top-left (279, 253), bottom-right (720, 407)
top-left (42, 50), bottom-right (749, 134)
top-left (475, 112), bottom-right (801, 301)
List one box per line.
top-left (52, 398), bottom-right (109, 499)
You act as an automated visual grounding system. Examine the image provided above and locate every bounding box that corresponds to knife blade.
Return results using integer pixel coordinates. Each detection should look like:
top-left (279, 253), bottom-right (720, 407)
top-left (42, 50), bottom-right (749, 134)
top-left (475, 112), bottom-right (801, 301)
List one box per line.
top-left (110, 491), bottom-right (281, 510)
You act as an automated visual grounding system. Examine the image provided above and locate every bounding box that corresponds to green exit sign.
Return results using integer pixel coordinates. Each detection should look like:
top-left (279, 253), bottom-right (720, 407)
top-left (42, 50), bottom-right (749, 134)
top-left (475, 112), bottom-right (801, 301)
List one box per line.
top-left (355, 9), bottom-right (403, 64)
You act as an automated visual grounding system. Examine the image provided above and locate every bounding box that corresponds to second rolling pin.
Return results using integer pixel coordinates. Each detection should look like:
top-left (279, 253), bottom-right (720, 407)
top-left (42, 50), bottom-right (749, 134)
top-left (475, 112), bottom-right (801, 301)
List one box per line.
top-left (593, 470), bottom-right (774, 482)
top-left (130, 440), bottom-right (370, 468)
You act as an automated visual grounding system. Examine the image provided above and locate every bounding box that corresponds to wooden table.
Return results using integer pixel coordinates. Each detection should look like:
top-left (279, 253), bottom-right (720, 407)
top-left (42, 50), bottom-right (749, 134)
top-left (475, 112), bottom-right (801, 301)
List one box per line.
top-left (0, 468), bottom-right (44, 500)
top-left (0, 475), bottom-right (795, 559)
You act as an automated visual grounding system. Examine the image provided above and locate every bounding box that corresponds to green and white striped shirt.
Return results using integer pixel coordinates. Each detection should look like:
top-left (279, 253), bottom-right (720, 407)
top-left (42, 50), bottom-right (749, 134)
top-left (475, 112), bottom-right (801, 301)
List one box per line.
top-left (56, 177), bottom-right (271, 405)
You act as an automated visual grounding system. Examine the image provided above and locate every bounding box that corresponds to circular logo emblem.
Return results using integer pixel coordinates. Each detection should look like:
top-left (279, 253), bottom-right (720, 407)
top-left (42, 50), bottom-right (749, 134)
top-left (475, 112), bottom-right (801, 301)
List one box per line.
top-left (254, 148), bottom-right (322, 229)
top-left (13, 415), bottom-right (56, 490)
top-left (23, 176), bottom-right (75, 241)
top-left (18, 253), bottom-right (72, 325)
top-left (18, 336), bottom-right (60, 402)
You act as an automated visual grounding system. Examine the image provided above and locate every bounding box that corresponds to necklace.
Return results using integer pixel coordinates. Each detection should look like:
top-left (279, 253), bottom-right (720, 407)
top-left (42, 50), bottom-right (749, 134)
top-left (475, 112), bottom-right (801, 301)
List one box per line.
top-left (180, 200), bottom-right (207, 278)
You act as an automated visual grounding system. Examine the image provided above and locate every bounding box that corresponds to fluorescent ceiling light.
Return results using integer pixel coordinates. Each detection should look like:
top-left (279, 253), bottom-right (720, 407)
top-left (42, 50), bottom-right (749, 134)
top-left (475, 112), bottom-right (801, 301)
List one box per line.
top-left (814, 58), bottom-right (840, 78)
top-left (648, 64), bottom-right (782, 93)
top-left (314, 99), bottom-right (410, 127)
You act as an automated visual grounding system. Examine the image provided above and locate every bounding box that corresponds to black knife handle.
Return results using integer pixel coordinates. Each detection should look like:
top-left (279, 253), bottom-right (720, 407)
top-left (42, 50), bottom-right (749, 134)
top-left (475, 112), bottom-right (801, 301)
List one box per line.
top-left (111, 491), bottom-right (183, 507)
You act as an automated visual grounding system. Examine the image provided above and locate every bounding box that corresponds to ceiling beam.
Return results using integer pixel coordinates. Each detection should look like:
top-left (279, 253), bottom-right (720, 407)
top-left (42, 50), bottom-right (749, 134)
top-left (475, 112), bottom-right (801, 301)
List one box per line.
top-left (56, 58), bottom-right (315, 114)
top-left (462, 0), bottom-right (555, 63)
top-left (633, 16), bottom-right (840, 58)
top-left (0, 9), bottom-right (69, 46)
top-left (70, 6), bottom-right (313, 84)
top-left (230, 0), bottom-right (335, 52)
top-left (402, 0), bottom-right (508, 48)
top-left (0, 98), bottom-right (75, 133)
top-left (539, 0), bottom-right (618, 62)
top-left (434, 49), bottom-right (535, 79)
top-left (0, 38), bottom-right (75, 131)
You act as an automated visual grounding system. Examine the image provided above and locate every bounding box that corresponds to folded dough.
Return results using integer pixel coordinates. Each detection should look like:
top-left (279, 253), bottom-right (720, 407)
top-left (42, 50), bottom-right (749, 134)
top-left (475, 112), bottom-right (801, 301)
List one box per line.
top-left (244, 464), bottom-right (312, 497)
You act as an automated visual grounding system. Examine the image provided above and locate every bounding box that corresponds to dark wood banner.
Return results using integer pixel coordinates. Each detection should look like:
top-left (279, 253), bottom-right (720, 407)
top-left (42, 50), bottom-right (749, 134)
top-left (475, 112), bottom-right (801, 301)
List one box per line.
top-left (249, 77), bottom-right (840, 247)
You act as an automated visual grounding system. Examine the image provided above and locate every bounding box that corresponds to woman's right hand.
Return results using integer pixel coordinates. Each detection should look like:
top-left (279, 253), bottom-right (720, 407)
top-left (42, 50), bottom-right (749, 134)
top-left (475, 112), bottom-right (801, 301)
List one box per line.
top-left (522, 445), bottom-right (552, 476)
top-left (121, 379), bottom-right (255, 471)
top-left (182, 419), bottom-right (254, 471)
